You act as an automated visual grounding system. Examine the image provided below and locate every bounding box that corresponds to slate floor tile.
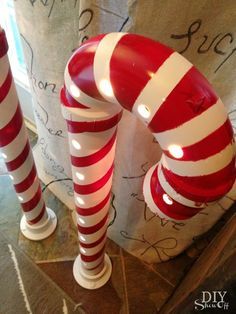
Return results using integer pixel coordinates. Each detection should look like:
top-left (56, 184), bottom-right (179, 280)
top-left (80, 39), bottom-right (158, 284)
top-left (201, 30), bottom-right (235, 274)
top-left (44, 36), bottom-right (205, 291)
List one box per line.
top-left (18, 189), bottom-right (79, 262)
top-left (123, 254), bottom-right (174, 313)
top-left (0, 175), bottom-right (21, 243)
top-left (0, 232), bottom-right (84, 314)
top-left (152, 253), bottom-right (194, 286)
top-left (38, 256), bottom-right (125, 314)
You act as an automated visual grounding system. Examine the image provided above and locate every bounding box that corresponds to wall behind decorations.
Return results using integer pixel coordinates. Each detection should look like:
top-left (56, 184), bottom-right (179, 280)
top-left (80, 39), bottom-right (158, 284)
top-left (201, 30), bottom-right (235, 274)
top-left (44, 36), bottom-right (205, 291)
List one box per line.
top-left (14, 0), bottom-right (236, 263)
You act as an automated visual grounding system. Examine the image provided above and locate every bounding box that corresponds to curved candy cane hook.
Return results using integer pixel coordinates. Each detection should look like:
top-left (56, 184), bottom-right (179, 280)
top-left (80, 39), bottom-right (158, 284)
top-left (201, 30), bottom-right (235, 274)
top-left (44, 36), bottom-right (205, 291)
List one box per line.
top-left (61, 33), bottom-right (236, 288)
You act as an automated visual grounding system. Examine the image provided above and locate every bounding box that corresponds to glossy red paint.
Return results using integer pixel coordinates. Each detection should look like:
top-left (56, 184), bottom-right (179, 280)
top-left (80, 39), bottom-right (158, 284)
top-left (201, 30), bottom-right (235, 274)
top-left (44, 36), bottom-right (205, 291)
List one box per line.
top-left (73, 164), bottom-right (113, 194)
top-left (163, 119), bottom-right (234, 162)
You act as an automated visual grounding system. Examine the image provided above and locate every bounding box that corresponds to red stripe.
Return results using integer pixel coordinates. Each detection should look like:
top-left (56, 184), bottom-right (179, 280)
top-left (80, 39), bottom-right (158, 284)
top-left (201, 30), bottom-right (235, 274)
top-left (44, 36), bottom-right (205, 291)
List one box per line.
top-left (0, 105), bottom-right (23, 147)
top-left (5, 141), bottom-right (30, 171)
top-left (84, 259), bottom-right (104, 271)
top-left (79, 231), bottom-right (106, 248)
top-left (71, 130), bottom-right (117, 167)
top-left (21, 185), bottom-right (42, 212)
top-left (28, 205), bottom-right (46, 225)
top-left (163, 119), bottom-right (234, 161)
top-left (80, 245), bottom-right (105, 263)
top-left (74, 164), bottom-right (113, 194)
top-left (150, 165), bottom-right (201, 220)
top-left (161, 158), bottom-right (236, 203)
top-left (68, 34), bottom-right (106, 101)
top-left (60, 86), bottom-right (89, 109)
top-left (148, 67), bottom-right (218, 133)
top-left (0, 30), bottom-right (8, 58)
top-left (77, 213), bottom-right (108, 234)
top-left (110, 34), bottom-right (173, 111)
top-left (14, 164), bottom-right (37, 193)
top-left (66, 111), bottom-right (122, 133)
top-left (76, 192), bottom-right (110, 216)
top-left (0, 69), bottom-right (12, 102)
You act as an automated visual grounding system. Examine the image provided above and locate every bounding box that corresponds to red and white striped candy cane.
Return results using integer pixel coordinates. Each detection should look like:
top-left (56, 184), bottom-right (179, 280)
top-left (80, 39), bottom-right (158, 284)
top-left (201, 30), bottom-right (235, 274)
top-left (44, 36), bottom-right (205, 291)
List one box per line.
top-left (61, 60), bottom-right (122, 288)
top-left (0, 28), bottom-right (57, 240)
top-left (61, 33), bottom-right (236, 288)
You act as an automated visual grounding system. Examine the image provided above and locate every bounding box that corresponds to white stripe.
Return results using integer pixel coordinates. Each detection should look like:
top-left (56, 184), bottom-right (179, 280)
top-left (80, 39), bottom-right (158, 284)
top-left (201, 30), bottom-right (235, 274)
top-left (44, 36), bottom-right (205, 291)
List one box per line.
top-left (24, 197), bottom-right (44, 221)
top-left (161, 142), bottom-right (235, 177)
top-left (81, 254), bottom-right (104, 270)
top-left (0, 82), bottom-right (18, 129)
top-left (158, 165), bottom-right (206, 208)
top-left (72, 140), bottom-right (116, 185)
top-left (79, 222), bottom-right (108, 244)
top-left (155, 99), bottom-right (228, 149)
top-left (68, 127), bottom-right (116, 157)
top-left (132, 52), bottom-right (192, 123)
top-left (64, 67), bottom-right (121, 113)
top-left (80, 237), bottom-right (107, 256)
top-left (64, 66), bottom-right (107, 107)
top-left (61, 103), bottom-right (121, 124)
top-left (17, 177), bottom-right (40, 203)
top-left (8, 244), bottom-right (33, 314)
top-left (143, 164), bottom-right (171, 219)
top-left (94, 32), bottom-right (125, 104)
top-left (77, 198), bottom-right (110, 227)
top-left (1, 124), bottom-right (28, 162)
top-left (10, 152), bottom-right (34, 185)
top-left (74, 175), bottom-right (113, 208)
top-left (0, 55), bottom-right (10, 86)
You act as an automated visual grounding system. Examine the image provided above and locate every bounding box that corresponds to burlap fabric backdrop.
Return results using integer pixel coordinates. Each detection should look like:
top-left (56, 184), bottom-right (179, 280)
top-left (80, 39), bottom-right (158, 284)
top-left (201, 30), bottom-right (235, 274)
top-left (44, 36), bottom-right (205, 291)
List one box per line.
top-left (14, 0), bottom-right (236, 263)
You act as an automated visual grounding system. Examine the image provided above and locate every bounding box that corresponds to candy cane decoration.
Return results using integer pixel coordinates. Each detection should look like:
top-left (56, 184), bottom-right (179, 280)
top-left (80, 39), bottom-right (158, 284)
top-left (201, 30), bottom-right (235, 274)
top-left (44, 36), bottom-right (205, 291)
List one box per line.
top-left (61, 33), bottom-right (236, 288)
top-left (60, 67), bottom-right (122, 289)
top-left (0, 28), bottom-right (57, 240)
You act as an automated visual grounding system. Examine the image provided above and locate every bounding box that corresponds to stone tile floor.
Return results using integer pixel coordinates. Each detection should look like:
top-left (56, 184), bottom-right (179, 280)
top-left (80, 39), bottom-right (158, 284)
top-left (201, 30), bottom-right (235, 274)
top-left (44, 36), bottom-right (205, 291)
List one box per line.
top-left (0, 129), bottom-right (235, 313)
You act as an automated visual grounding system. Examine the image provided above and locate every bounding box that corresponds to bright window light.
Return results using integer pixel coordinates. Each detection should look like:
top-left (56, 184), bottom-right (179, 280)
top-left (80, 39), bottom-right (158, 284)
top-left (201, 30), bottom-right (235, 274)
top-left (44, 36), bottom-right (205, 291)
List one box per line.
top-left (0, 0), bottom-right (29, 88)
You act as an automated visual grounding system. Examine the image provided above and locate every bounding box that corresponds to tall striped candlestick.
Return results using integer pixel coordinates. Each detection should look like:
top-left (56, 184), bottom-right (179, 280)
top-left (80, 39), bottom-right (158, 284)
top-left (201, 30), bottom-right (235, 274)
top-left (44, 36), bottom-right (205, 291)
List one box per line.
top-left (0, 28), bottom-right (57, 240)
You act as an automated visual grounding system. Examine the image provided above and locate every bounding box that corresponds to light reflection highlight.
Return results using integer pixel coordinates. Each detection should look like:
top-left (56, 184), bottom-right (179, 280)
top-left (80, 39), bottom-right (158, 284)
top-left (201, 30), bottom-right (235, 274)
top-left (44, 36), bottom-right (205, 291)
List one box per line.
top-left (137, 104), bottom-right (150, 119)
top-left (168, 144), bottom-right (183, 159)
top-left (162, 193), bottom-right (173, 205)
top-left (78, 217), bottom-right (85, 225)
top-left (72, 139), bottom-right (81, 150)
top-left (70, 84), bottom-right (81, 98)
top-left (76, 196), bottom-right (85, 205)
top-left (18, 196), bottom-right (24, 202)
top-left (99, 79), bottom-right (114, 97)
top-left (76, 172), bottom-right (85, 181)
